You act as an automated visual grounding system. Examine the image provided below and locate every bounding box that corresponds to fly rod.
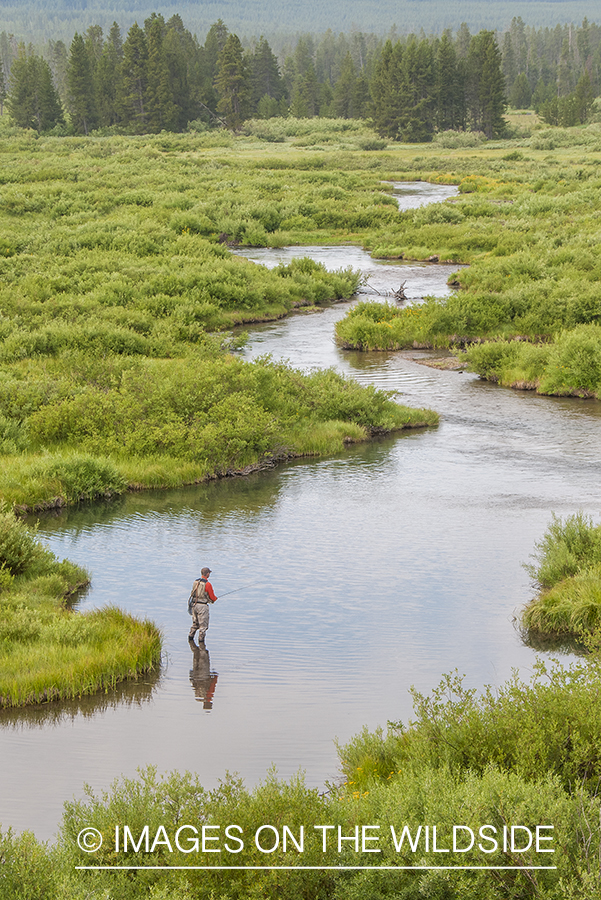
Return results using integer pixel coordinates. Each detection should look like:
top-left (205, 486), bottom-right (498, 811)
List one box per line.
top-left (217, 583), bottom-right (255, 599)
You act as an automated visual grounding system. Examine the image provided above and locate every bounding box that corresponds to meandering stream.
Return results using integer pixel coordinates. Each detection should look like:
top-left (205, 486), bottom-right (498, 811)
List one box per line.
top-left (3, 182), bottom-right (600, 841)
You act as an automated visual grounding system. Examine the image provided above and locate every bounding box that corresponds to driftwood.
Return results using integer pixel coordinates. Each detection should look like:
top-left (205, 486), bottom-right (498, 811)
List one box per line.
top-left (393, 281), bottom-right (407, 302)
top-left (356, 277), bottom-right (408, 301)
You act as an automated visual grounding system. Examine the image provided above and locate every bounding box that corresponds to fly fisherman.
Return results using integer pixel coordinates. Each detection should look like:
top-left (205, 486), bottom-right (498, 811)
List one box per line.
top-left (188, 567), bottom-right (218, 645)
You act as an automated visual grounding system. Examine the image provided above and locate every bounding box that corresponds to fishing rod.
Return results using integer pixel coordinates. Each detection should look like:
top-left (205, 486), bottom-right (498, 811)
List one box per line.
top-left (217, 583), bottom-right (255, 599)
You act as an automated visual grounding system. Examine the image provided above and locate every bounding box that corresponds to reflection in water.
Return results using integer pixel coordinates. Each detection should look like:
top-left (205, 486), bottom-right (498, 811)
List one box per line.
top-left (0, 668), bottom-right (162, 731)
top-left (189, 642), bottom-right (219, 709)
top-left (36, 470), bottom-right (284, 544)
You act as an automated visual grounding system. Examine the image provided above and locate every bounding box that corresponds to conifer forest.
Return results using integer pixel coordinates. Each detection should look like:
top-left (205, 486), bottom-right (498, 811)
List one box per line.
top-left (2, 15), bottom-right (601, 138)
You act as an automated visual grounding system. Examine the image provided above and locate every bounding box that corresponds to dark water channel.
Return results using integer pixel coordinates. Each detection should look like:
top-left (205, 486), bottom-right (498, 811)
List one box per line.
top-left (3, 183), bottom-right (601, 841)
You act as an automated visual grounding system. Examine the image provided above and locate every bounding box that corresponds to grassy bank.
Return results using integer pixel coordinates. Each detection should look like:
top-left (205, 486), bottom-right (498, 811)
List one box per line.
top-left (463, 325), bottom-right (601, 399)
top-left (521, 513), bottom-right (601, 641)
top-left (4, 120), bottom-right (601, 508)
top-left (0, 354), bottom-right (436, 511)
top-left (0, 120), bottom-right (448, 510)
top-left (329, 124), bottom-right (601, 403)
top-left (0, 505), bottom-right (161, 707)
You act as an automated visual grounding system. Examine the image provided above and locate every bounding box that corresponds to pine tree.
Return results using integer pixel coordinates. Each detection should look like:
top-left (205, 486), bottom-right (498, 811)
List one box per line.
top-left (509, 72), bottom-right (532, 109)
top-left (119, 22), bottom-right (149, 131)
top-left (370, 40), bottom-right (404, 139)
top-left (145, 13), bottom-right (178, 132)
top-left (165, 15), bottom-right (199, 127)
top-left (96, 23), bottom-right (123, 127)
top-left (215, 33), bottom-right (250, 130)
top-left (47, 40), bottom-right (68, 102)
top-left (397, 38), bottom-right (436, 142)
top-left (332, 52), bottom-right (357, 118)
top-left (467, 31), bottom-right (506, 138)
top-left (574, 70), bottom-right (594, 121)
top-left (249, 37), bottom-right (283, 113)
top-left (8, 46), bottom-right (64, 131)
top-left (66, 32), bottom-right (97, 134)
top-left (0, 63), bottom-right (6, 115)
top-left (501, 32), bottom-right (517, 95)
top-left (201, 19), bottom-right (229, 115)
top-left (435, 33), bottom-right (465, 131)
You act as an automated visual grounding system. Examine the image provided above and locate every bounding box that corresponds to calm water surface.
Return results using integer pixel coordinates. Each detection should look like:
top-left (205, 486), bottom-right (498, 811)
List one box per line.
top-left (3, 183), bottom-right (600, 841)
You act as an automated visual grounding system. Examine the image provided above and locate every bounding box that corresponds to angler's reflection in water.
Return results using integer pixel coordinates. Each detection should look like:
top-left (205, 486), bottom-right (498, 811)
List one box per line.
top-left (189, 642), bottom-right (218, 709)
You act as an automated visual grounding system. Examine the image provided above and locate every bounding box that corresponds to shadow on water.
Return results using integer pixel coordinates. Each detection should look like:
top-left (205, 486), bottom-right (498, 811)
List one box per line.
top-left (0, 666), bottom-right (163, 731)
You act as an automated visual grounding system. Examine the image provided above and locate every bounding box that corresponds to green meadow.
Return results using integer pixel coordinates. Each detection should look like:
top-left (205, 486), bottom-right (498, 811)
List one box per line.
top-left (332, 124), bottom-right (601, 403)
top-left (0, 119), bottom-right (438, 513)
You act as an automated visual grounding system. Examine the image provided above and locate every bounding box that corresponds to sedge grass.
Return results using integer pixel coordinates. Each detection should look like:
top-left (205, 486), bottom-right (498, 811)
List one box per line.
top-left (521, 514), bottom-right (601, 642)
top-left (0, 606), bottom-right (161, 708)
top-left (521, 566), bottom-right (601, 639)
top-left (0, 507), bottom-right (162, 707)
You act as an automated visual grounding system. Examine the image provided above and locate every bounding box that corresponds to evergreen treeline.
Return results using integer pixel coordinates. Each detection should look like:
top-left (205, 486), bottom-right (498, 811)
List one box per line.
top-left (2, 16), bottom-right (601, 138)
top-left (502, 16), bottom-right (601, 125)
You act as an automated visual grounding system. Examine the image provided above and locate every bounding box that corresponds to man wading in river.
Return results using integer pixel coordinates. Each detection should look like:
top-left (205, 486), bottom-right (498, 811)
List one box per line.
top-left (188, 567), bottom-right (218, 644)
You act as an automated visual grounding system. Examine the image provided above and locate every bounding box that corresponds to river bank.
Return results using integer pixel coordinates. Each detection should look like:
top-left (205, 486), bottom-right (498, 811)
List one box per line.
top-left (0, 505), bottom-right (161, 708)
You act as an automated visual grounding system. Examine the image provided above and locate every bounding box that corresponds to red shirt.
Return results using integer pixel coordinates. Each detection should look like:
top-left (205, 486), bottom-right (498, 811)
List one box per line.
top-left (202, 578), bottom-right (218, 602)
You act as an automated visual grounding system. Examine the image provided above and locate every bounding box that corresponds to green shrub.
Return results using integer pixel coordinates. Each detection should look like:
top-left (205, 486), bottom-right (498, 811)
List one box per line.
top-left (539, 324), bottom-right (601, 396)
top-left (0, 502), bottom-right (44, 574)
top-left (32, 454), bottom-right (128, 502)
top-left (526, 512), bottom-right (601, 590)
top-left (434, 130), bottom-right (486, 148)
top-left (0, 829), bottom-right (57, 900)
top-left (341, 659), bottom-right (601, 793)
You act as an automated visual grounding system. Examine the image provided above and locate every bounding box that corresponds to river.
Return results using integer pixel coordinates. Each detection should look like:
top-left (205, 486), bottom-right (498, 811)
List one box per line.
top-left (2, 182), bottom-right (600, 841)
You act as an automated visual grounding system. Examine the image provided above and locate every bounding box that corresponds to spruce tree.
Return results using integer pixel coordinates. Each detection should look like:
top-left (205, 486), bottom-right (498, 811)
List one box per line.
top-left (119, 22), bottom-right (149, 131)
top-left (66, 32), bottom-right (97, 134)
top-left (467, 31), bottom-right (506, 138)
top-left (332, 52), bottom-right (357, 118)
top-left (509, 72), bottom-right (532, 109)
top-left (397, 38), bottom-right (436, 141)
top-left (145, 13), bottom-right (178, 132)
top-left (96, 23), bottom-right (123, 127)
top-left (370, 40), bottom-right (404, 139)
top-left (435, 33), bottom-right (464, 132)
top-left (215, 33), bottom-right (250, 130)
top-left (8, 46), bottom-right (64, 131)
top-left (249, 37), bottom-right (283, 113)
top-left (0, 63), bottom-right (6, 115)
top-left (201, 19), bottom-right (229, 114)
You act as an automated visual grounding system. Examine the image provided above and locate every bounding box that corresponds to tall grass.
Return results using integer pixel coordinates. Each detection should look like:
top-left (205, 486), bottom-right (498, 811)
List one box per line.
top-left (0, 506), bottom-right (161, 707)
top-left (521, 513), bottom-right (601, 640)
top-left (0, 606), bottom-right (161, 707)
